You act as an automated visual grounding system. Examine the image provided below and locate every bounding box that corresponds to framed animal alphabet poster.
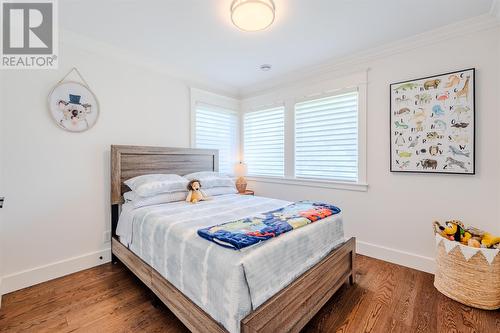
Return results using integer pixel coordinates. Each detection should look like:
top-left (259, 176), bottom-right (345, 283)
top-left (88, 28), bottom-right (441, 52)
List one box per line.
top-left (390, 68), bottom-right (475, 174)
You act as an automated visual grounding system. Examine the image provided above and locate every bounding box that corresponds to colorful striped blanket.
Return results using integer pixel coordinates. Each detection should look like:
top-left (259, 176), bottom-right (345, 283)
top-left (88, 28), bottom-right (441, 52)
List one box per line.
top-left (197, 201), bottom-right (341, 250)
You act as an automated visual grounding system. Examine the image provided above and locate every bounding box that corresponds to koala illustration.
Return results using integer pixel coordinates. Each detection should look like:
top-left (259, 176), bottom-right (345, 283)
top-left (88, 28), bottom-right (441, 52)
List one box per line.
top-left (57, 94), bottom-right (92, 130)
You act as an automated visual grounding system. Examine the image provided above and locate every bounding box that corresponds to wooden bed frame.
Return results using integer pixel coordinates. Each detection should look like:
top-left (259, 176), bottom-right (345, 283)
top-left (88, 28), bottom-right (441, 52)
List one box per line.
top-left (110, 145), bottom-right (356, 333)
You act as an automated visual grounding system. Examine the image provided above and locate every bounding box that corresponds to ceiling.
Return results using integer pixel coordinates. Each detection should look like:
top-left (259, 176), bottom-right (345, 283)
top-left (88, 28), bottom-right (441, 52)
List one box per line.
top-left (61, 0), bottom-right (495, 93)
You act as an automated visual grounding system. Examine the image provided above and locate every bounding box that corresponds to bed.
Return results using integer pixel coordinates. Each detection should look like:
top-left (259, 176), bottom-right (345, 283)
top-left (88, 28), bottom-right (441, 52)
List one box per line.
top-left (110, 145), bottom-right (356, 333)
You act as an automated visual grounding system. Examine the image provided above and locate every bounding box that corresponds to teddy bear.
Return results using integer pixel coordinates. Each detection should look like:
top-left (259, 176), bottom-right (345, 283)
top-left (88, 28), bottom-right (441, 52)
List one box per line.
top-left (186, 179), bottom-right (208, 203)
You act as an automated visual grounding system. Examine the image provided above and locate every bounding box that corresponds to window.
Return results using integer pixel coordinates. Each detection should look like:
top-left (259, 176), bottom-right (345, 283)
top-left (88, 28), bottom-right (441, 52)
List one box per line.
top-left (194, 103), bottom-right (238, 175)
top-left (295, 91), bottom-right (358, 182)
top-left (244, 106), bottom-right (285, 177)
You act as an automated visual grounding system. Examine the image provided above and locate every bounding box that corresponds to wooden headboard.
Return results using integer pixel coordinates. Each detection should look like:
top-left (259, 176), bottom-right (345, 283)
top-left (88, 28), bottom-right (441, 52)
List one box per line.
top-left (110, 145), bottom-right (219, 205)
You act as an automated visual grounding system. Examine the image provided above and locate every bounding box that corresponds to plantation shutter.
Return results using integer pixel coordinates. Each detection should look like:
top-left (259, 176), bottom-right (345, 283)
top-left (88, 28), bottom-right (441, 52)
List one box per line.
top-left (244, 106), bottom-right (285, 177)
top-left (295, 91), bottom-right (358, 182)
top-left (195, 103), bottom-right (238, 175)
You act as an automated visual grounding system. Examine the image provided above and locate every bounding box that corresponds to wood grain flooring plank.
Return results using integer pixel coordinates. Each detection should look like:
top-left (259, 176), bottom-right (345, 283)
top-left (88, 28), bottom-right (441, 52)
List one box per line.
top-left (344, 258), bottom-right (395, 333)
top-left (382, 264), bottom-right (420, 333)
top-left (411, 272), bottom-right (439, 333)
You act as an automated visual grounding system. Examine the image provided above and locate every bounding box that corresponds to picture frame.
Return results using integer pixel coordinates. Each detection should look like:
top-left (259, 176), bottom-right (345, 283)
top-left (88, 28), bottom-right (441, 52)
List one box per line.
top-left (390, 68), bottom-right (475, 175)
top-left (47, 68), bottom-right (100, 133)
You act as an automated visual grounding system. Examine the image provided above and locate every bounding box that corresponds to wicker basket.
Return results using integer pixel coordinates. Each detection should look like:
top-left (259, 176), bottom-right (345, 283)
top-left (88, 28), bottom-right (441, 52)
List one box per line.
top-left (434, 234), bottom-right (500, 310)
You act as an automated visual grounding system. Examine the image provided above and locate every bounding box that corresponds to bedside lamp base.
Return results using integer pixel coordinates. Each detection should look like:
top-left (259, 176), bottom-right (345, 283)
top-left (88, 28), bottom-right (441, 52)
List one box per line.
top-left (236, 177), bottom-right (247, 193)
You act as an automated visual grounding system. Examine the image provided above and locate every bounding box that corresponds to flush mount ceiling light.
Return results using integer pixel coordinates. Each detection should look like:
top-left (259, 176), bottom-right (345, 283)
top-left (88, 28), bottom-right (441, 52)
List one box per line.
top-left (260, 64), bottom-right (272, 71)
top-left (231, 0), bottom-right (275, 32)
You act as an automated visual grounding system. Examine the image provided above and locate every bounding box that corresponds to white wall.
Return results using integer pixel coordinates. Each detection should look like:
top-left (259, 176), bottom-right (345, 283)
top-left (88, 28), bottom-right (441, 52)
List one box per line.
top-left (244, 26), bottom-right (500, 273)
top-left (0, 34), bottom-right (196, 293)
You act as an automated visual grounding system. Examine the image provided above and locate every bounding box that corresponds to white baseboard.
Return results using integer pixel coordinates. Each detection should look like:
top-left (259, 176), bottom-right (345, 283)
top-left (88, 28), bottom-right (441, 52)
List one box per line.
top-left (357, 240), bottom-right (435, 274)
top-left (1, 248), bottom-right (111, 295)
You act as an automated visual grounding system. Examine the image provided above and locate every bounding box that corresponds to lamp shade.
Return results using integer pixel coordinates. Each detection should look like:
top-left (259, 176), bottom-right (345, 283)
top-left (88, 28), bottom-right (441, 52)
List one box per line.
top-left (231, 0), bottom-right (275, 32)
top-left (234, 162), bottom-right (248, 177)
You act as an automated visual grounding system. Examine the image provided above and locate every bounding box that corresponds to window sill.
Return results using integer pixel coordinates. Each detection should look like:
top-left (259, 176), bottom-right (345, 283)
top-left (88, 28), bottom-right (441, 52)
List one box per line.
top-left (246, 176), bottom-right (368, 192)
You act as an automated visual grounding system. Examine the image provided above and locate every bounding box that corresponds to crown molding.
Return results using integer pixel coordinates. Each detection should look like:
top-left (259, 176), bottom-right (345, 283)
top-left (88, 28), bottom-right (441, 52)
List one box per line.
top-left (239, 14), bottom-right (500, 98)
top-left (60, 29), bottom-right (240, 99)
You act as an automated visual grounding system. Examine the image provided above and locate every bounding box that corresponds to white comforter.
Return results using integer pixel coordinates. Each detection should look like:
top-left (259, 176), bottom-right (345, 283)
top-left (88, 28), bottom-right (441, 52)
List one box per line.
top-left (117, 194), bottom-right (344, 333)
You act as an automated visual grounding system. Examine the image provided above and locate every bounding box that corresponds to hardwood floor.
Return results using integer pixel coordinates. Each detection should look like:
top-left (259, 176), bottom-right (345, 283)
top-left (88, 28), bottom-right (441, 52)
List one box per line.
top-left (0, 255), bottom-right (498, 332)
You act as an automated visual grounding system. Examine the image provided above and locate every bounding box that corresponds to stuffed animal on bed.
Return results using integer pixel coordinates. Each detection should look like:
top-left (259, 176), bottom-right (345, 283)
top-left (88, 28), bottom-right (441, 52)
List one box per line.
top-left (186, 179), bottom-right (208, 203)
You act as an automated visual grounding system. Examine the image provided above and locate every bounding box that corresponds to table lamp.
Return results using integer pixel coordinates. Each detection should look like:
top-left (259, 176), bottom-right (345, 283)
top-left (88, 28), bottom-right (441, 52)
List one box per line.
top-left (234, 162), bottom-right (248, 193)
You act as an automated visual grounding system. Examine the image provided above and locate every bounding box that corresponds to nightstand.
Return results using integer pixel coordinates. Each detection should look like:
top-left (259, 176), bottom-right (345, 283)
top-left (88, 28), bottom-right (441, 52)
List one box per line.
top-left (239, 190), bottom-right (254, 195)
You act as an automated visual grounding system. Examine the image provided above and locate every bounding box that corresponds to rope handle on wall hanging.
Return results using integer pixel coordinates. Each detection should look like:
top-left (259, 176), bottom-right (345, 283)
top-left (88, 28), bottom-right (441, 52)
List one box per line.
top-left (56, 67), bottom-right (91, 87)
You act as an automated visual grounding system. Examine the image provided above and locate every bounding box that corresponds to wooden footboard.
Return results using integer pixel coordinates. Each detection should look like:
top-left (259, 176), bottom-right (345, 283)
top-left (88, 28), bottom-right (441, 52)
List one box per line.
top-left (241, 237), bottom-right (355, 333)
top-left (112, 237), bottom-right (356, 333)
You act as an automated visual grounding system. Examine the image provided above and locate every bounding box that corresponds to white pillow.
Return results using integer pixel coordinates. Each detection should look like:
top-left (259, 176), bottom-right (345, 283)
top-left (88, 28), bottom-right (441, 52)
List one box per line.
top-left (184, 171), bottom-right (218, 179)
top-left (123, 191), bottom-right (187, 208)
top-left (124, 174), bottom-right (188, 197)
top-left (184, 171), bottom-right (235, 189)
top-left (204, 186), bottom-right (238, 196)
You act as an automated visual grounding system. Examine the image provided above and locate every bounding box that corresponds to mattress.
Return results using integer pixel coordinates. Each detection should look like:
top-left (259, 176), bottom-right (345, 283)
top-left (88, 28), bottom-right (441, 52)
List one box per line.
top-left (116, 194), bottom-right (345, 333)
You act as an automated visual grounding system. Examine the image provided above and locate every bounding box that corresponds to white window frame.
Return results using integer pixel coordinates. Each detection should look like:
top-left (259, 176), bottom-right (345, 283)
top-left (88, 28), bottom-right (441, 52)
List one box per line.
top-left (240, 71), bottom-right (368, 192)
top-left (190, 88), bottom-right (240, 174)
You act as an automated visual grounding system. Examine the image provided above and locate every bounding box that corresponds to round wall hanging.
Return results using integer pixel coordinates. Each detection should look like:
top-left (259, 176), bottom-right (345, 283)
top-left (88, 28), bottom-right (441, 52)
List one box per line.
top-left (48, 68), bottom-right (99, 132)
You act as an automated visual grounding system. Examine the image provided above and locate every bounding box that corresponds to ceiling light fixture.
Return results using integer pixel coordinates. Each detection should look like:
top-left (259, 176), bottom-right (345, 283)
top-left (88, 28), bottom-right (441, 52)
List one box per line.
top-left (260, 64), bottom-right (272, 71)
top-left (231, 0), bottom-right (275, 32)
